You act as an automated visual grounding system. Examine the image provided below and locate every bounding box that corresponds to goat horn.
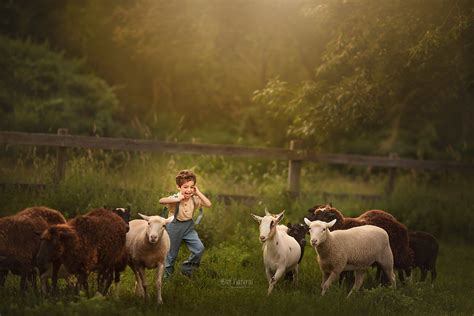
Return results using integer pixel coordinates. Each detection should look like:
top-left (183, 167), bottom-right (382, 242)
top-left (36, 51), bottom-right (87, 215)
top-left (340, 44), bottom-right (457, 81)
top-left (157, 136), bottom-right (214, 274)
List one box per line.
top-left (264, 208), bottom-right (271, 216)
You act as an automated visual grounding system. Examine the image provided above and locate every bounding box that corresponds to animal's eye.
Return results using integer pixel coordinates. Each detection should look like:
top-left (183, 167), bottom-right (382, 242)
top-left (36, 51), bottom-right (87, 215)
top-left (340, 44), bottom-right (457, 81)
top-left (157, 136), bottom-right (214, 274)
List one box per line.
top-left (323, 228), bottom-right (326, 231)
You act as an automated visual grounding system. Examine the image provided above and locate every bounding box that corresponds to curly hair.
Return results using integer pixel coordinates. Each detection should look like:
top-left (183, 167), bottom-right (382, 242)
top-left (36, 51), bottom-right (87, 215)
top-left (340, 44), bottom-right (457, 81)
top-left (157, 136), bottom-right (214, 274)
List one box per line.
top-left (175, 169), bottom-right (197, 187)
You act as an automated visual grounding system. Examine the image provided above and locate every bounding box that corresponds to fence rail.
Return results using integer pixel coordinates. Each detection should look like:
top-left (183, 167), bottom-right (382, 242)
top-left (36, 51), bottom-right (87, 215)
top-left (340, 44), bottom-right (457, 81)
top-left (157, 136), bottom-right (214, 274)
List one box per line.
top-left (1, 130), bottom-right (473, 196)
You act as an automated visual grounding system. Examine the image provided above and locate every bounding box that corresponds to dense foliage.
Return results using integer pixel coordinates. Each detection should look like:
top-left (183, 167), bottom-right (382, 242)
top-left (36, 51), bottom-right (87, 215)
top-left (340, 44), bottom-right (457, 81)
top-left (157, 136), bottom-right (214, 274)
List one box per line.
top-left (1, 1), bottom-right (473, 159)
top-left (0, 35), bottom-right (119, 135)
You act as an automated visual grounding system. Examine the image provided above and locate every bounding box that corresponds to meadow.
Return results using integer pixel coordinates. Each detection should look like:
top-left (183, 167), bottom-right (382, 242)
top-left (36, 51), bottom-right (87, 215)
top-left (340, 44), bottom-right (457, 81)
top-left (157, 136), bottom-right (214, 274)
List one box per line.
top-left (0, 150), bottom-right (473, 315)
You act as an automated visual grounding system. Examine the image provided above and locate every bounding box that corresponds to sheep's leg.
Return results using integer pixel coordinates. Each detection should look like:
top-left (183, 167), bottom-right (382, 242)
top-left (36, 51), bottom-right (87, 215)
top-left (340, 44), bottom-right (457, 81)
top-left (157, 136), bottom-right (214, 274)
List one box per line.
top-left (51, 261), bottom-right (60, 295)
top-left (265, 267), bottom-right (273, 284)
top-left (129, 263), bottom-right (144, 297)
top-left (321, 271), bottom-right (339, 296)
top-left (321, 271), bottom-right (330, 288)
top-left (156, 262), bottom-right (165, 305)
top-left (40, 272), bottom-right (49, 294)
top-left (430, 267), bottom-right (437, 284)
top-left (102, 270), bottom-right (114, 296)
top-left (397, 269), bottom-right (406, 283)
top-left (293, 265), bottom-right (299, 285)
top-left (78, 273), bottom-right (90, 297)
top-left (420, 268), bottom-right (428, 282)
top-left (347, 270), bottom-right (365, 298)
top-left (30, 270), bottom-right (38, 294)
top-left (382, 265), bottom-right (396, 289)
top-left (267, 268), bottom-right (285, 296)
top-left (20, 274), bottom-right (28, 292)
top-left (137, 266), bottom-right (148, 300)
top-left (113, 269), bottom-right (121, 298)
top-left (0, 270), bottom-right (7, 287)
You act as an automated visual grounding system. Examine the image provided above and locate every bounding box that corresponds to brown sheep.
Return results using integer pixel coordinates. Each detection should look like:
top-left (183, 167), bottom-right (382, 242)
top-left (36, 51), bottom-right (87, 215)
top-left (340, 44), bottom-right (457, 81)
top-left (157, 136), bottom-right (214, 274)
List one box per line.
top-left (36, 208), bottom-right (128, 296)
top-left (0, 215), bottom-right (48, 291)
top-left (306, 204), bottom-right (414, 283)
top-left (87, 208), bottom-right (129, 295)
top-left (15, 206), bottom-right (68, 293)
top-left (16, 206), bottom-right (67, 226)
top-left (408, 231), bottom-right (439, 283)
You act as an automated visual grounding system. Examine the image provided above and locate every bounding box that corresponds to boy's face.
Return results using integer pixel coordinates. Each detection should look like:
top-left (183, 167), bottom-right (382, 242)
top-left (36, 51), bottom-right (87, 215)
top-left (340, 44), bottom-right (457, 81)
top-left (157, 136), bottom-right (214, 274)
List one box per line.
top-left (177, 180), bottom-right (195, 199)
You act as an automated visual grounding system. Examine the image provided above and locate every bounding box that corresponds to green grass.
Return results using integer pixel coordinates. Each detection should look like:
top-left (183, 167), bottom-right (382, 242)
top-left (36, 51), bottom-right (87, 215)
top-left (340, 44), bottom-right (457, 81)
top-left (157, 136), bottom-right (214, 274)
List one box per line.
top-left (1, 153), bottom-right (474, 315)
top-left (1, 236), bottom-right (473, 315)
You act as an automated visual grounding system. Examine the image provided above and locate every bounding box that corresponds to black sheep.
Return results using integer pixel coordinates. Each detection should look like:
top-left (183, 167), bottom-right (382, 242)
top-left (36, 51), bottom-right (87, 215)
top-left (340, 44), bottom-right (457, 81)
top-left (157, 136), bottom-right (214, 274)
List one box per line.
top-left (408, 231), bottom-right (439, 283)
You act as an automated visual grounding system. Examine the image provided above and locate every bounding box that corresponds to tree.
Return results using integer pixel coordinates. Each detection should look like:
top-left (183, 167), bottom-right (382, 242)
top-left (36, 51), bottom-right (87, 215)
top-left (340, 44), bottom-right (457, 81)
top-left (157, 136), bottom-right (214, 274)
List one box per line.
top-left (254, 0), bottom-right (474, 160)
top-left (0, 35), bottom-right (119, 135)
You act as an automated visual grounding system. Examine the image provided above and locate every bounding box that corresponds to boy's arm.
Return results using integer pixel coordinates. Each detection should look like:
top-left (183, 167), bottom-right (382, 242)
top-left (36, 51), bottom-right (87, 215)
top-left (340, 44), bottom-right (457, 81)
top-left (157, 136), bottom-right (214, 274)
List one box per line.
top-left (194, 186), bottom-right (212, 208)
top-left (159, 192), bottom-right (184, 205)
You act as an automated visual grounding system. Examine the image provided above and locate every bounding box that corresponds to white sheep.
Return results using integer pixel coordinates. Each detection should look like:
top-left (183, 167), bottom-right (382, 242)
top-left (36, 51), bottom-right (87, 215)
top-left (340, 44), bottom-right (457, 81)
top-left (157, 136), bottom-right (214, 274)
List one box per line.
top-left (304, 218), bottom-right (396, 297)
top-left (126, 213), bottom-right (173, 304)
top-left (251, 210), bottom-right (301, 295)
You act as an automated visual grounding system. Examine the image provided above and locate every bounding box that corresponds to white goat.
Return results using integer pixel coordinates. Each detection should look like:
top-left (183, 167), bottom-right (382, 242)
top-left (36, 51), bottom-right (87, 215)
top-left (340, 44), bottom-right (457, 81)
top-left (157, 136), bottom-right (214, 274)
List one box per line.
top-left (251, 210), bottom-right (301, 295)
top-left (304, 218), bottom-right (396, 297)
top-left (126, 213), bottom-right (173, 304)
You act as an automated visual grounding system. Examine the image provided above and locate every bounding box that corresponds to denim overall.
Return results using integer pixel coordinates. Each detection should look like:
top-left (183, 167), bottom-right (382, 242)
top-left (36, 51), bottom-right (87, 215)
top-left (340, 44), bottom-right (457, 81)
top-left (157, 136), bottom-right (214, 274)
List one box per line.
top-left (164, 198), bottom-right (204, 278)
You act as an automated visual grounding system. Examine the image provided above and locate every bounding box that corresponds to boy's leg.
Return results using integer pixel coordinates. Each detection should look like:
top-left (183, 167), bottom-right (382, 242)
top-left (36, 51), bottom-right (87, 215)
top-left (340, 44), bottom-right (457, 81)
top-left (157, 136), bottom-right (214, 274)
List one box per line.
top-left (181, 227), bottom-right (205, 277)
top-left (165, 221), bottom-right (186, 278)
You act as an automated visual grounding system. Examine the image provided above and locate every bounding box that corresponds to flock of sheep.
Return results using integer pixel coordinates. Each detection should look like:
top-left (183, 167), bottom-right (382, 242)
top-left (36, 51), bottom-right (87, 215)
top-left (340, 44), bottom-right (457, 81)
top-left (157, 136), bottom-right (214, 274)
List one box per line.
top-left (252, 204), bottom-right (439, 297)
top-left (0, 204), bottom-right (438, 303)
top-left (0, 206), bottom-right (173, 304)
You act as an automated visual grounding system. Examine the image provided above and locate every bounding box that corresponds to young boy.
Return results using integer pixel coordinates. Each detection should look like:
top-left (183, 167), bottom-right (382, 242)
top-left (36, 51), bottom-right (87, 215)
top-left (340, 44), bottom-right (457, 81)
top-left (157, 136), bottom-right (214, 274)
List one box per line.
top-left (159, 169), bottom-right (212, 278)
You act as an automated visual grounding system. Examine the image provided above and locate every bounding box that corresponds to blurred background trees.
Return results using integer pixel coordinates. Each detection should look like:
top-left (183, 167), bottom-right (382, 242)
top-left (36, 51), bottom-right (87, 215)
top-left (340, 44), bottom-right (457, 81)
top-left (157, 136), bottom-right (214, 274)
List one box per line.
top-left (0, 0), bottom-right (473, 160)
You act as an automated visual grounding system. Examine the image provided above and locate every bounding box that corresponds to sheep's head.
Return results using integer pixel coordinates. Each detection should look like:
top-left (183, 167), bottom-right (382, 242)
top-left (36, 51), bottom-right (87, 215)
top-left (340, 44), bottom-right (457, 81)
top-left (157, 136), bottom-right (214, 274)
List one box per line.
top-left (305, 204), bottom-right (343, 230)
top-left (36, 225), bottom-right (75, 270)
top-left (251, 209), bottom-right (285, 242)
top-left (287, 222), bottom-right (309, 242)
top-left (112, 207), bottom-right (132, 232)
top-left (138, 213), bottom-right (173, 244)
top-left (304, 218), bottom-right (336, 247)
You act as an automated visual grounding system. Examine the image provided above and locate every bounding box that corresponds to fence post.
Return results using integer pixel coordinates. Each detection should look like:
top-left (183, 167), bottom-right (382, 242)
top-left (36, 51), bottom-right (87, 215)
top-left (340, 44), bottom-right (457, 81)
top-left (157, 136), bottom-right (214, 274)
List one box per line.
top-left (385, 152), bottom-right (398, 196)
top-left (54, 128), bottom-right (69, 185)
top-left (287, 140), bottom-right (303, 197)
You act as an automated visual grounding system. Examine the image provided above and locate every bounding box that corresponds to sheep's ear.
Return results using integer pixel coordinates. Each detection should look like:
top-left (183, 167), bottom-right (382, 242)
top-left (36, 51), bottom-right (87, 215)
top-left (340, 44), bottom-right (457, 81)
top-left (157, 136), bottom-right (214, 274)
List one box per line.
top-left (276, 210), bottom-right (285, 223)
top-left (251, 214), bottom-right (263, 223)
top-left (164, 216), bottom-right (174, 225)
top-left (264, 208), bottom-right (271, 216)
top-left (138, 213), bottom-right (150, 221)
top-left (304, 218), bottom-right (312, 227)
top-left (327, 203), bottom-right (332, 208)
top-left (326, 219), bottom-right (337, 228)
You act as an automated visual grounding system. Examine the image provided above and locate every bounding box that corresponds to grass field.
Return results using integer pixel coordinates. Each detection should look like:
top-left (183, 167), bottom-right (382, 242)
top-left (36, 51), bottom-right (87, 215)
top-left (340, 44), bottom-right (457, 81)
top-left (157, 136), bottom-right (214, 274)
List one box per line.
top-left (1, 153), bottom-right (473, 315)
top-left (1, 233), bottom-right (473, 315)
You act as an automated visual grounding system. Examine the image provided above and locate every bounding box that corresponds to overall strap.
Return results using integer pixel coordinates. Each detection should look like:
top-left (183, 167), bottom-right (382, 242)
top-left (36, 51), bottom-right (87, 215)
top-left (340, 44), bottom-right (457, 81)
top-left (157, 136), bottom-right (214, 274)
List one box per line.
top-left (192, 195), bottom-right (204, 225)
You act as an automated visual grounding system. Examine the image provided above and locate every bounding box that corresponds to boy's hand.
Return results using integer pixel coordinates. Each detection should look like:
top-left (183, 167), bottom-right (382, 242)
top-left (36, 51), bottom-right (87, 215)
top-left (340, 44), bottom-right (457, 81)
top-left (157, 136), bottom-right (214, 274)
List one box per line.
top-left (194, 186), bottom-right (201, 195)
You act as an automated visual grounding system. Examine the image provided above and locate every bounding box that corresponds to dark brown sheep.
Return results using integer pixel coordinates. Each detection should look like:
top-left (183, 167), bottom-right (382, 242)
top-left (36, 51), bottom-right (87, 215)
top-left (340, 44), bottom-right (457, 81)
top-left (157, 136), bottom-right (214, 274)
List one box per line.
top-left (0, 215), bottom-right (48, 291)
top-left (408, 231), bottom-right (439, 283)
top-left (287, 222), bottom-right (308, 264)
top-left (16, 206), bottom-right (68, 293)
top-left (36, 208), bottom-right (127, 296)
top-left (306, 204), bottom-right (414, 283)
top-left (87, 208), bottom-right (128, 295)
top-left (16, 206), bottom-right (67, 226)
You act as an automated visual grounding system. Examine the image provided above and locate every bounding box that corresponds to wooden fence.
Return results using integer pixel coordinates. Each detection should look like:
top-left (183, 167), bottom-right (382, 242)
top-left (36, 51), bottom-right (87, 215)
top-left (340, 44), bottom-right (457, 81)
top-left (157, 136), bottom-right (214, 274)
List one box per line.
top-left (1, 129), bottom-right (473, 197)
